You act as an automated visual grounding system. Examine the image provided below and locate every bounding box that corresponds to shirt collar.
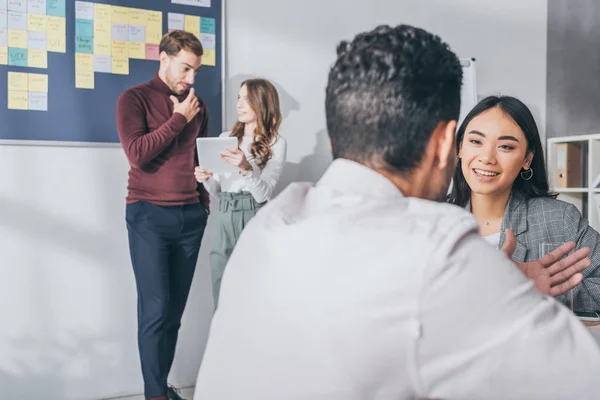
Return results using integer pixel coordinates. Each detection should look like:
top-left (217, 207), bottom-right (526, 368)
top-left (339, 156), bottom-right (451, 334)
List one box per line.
top-left (317, 159), bottom-right (404, 200)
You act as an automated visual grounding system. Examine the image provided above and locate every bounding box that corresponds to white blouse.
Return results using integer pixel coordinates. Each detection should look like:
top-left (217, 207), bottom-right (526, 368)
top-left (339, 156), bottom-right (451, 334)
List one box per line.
top-left (203, 131), bottom-right (287, 203)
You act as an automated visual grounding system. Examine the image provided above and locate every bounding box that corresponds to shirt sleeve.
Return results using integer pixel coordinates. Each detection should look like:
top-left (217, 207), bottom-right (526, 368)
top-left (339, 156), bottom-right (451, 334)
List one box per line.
top-left (417, 227), bottom-right (600, 399)
top-left (116, 90), bottom-right (187, 169)
top-left (243, 137), bottom-right (287, 203)
top-left (563, 203), bottom-right (600, 312)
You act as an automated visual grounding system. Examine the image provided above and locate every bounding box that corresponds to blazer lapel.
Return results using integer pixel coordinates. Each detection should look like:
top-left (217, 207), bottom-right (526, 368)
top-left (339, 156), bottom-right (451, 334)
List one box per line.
top-left (498, 194), bottom-right (529, 262)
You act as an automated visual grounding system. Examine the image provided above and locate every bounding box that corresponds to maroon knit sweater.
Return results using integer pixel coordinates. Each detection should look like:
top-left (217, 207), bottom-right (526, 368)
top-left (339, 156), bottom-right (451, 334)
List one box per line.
top-left (116, 74), bottom-right (210, 207)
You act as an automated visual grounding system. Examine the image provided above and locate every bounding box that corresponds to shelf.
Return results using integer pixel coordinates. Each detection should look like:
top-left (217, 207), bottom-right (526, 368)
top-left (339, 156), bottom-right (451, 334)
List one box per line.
top-left (548, 134), bottom-right (600, 143)
top-left (554, 188), bottom-right (588, 192)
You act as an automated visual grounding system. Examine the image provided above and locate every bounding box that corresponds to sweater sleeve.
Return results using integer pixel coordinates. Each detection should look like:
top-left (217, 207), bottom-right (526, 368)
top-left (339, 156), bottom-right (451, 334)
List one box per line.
top-left (116, 90), bottom-right (188, 169)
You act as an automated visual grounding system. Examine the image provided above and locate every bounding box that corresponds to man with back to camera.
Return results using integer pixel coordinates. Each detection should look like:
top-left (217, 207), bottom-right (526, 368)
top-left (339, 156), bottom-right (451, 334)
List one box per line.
top-left (193, 24), bottom-right (600, 399)
top-left (116, 30), bottom-right (209, 400)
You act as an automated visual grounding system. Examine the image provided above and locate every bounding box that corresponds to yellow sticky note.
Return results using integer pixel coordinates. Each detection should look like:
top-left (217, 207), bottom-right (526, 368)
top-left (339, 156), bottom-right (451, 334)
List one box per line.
top-left (111, 6), bottom-right (129, 24)
top-left (75, 70), bottom-right (94, 89)
top-left (112, 40), bottom-right (128, 58)
top-left (146, 11), bottom-right (162, 45)
top-left (184, 15), bottom-right (200, 37)
top-left (202, 49), bottom-right (216, 66)
top-left (47, 16), bottom-right (66, 53)
top-left (112, 57), bottom-right (129, 75)
top-left (27, 14), bottom-right (46, 32)
top-left (8, 29), bottom-right (27, 48)
top-left (29, 73), bottom-right (48, 93)
top-left (128, 41), bottom-right (146, 59)
top-left (8, 72), bottom-right (29, 91)
top-left (75, 53), bottom-right (94, 89)
top-left (94, 21), bottom-right (112, 55)
top-left (76, 53), bottom-right (94, 72)
top-left (94, 4), bottom-right (111, 23)
top-left (128, 8), bottom-right (147, 26)
top-left (0, 47), bottom-right (7, 65)
top-left (47, 16), bottom-right (66, 34)
top-left (28, 49), bottom-right (47, 68)
top-left (8, 91), bottom-right (28, 110)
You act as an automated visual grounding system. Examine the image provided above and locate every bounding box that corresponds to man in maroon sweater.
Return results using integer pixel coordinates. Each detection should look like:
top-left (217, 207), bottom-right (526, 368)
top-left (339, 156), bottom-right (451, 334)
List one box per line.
top-left (116, 31), bottom-right (209, 400)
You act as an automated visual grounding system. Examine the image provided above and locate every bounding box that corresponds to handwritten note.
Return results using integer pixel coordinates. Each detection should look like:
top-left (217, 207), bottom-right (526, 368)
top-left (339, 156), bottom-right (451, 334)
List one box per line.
top-left (128, 8), bottom-right (146, 26)
top-left (8, 0), bottom-right (26, 13)
top-left (146, 43), bottom-right (159, 60)
top-left (93, 3), bottom-right (110, 22)
top-left (145, 10), bottom-right (162, 44)
top-left (75, 53), bottom-right (93, 88)
top-left (111, 39), bottom-right (127, 58)
top-left (200, 17), bottom-right (215, 34)
top-left (93, 54), bottom-right (110, 73)
top-left (202, 48), bottom-right (215, 66)
top-left (7, 10), bottom-right (26, 30)
top-left (28, 31), bottom-right (46, 49)
top-left (28, 72), bottom-right (47, 92)
top-left (167, 12), bottom-right (183, 31)
top-left (200, 33), bottom-right (215, 50)
top-left (128, 41), bottom-right (145, 59)
top-left (184, 15), bottom-right (199, 36)
top-left (8, 71), bottom-right (28, 91)
top-left (128, 24), bottom-right (145, 43)
top-left (8, 90), bottom-right (28, 110)
top-left (28, 92), bottom-right (47, 110)
top-left (27, 48), bottom-right (45, 67)
top-left (75, 34), bottom-right (92, 53)
top-left (111, 23), bottom-right (128, 41)
top-left (46, 15), bottom-right (65, 52)
top-left (75, 1), bottom-right (93, 20)
top-left (93, 20), bottom-right (110, 55)
top-left (8, 28), bottom-right (26, 47)
top-left (27, 0), bottom-right (46, 15)
top-left (75, 18), bottom-right (92, 36)
top-left (27, 13), bottom-right (45, 31)
top-left (111, 56), bottom-right (128, 75)
top-left (0, 46), bottom-right (6, 64)
top-left (111, 5), bottom-right (128, 24)
top-left (46, 0), bottom-right (64, 17)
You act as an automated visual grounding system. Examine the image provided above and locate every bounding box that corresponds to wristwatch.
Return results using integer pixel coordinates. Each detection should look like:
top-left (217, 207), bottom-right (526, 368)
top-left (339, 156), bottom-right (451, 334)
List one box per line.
top-left (241, 166), bottom-right (253, 177)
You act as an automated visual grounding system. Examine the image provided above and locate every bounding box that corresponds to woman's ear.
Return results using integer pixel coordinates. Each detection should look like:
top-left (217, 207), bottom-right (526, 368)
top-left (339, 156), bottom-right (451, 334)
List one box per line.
top-left (523, 151), bottom-right (534, 169)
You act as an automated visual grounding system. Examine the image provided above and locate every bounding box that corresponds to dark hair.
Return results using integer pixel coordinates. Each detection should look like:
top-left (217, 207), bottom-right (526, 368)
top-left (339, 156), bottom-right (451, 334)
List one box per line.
top-left (230, 79), bottom-right (282, 169)
top-left (325, 24), bottom-right (463, 173)
top-left (159, 30), bottom-right (203, 57)
top-left (448, 95), bottom-right (556, 206)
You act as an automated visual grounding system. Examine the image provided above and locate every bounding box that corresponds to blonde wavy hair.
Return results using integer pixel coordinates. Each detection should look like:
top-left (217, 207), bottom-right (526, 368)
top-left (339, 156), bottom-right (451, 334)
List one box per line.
top-left (230, 79), bottom-right (282, 169)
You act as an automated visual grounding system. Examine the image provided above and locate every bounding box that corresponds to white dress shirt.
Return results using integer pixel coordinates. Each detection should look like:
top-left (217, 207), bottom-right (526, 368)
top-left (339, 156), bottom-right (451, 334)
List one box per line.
top-left (203, 131), bottom-right (287, 203)
top-left (195, 159), bottom-right (600, 400)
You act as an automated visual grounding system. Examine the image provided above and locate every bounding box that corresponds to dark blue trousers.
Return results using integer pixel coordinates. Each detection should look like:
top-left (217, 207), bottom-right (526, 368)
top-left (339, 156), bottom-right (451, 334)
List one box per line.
top-left (126, 201), bottom-right (207, 399)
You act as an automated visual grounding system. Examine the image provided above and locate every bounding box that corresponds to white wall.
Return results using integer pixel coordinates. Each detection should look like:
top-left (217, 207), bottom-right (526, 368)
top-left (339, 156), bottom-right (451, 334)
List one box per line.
top-left (0, 1), bottom-right (547, 399)
top-left (225, 0), bottom-right (548, 191)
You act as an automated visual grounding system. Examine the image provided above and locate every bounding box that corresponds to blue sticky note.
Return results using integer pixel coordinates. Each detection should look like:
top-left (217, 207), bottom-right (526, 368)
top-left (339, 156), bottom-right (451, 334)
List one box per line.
top-left (76, 19), bottom-right (93, 37)
top-left (47, 0), bottom-right (65, 17)
top-left (75, 35), bottom-right (93, 53)
top-left (8, 47), bottom-right (27, 66)
top-left (200, 17), bottom-right (215, 34)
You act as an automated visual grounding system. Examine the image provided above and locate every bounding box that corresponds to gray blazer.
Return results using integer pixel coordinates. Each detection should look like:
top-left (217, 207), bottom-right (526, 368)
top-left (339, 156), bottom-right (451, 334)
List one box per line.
top-left (499, 194), bottom-right (600, 312)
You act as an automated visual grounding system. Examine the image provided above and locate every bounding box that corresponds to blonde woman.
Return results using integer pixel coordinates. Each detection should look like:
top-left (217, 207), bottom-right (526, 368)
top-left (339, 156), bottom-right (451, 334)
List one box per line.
top-left (195, 78), bottom-right (287, 308)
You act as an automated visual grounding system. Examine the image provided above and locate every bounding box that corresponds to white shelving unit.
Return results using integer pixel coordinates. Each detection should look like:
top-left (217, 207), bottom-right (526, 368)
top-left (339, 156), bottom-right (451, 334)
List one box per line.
top-left (547, 133), bottom-right (600, 231)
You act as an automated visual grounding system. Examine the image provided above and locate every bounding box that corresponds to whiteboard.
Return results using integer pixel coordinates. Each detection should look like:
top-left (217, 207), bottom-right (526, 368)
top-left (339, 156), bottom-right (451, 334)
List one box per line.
top-left (459, 58), bottom-right (477, 128)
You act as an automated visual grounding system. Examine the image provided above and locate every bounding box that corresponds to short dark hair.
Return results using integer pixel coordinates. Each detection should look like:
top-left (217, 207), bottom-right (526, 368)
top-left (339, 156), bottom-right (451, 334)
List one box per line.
top-left (448, 95), bottom-right (556, 207)
top-left (159, 30), bottom-right (203, 57)
top-left (325, 24), bottom-right (463, 173)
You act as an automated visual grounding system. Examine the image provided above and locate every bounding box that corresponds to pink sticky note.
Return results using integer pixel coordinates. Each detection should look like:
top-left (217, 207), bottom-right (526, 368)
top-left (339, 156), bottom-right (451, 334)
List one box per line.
top-left (146, 44), bottom-right (159, 60)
